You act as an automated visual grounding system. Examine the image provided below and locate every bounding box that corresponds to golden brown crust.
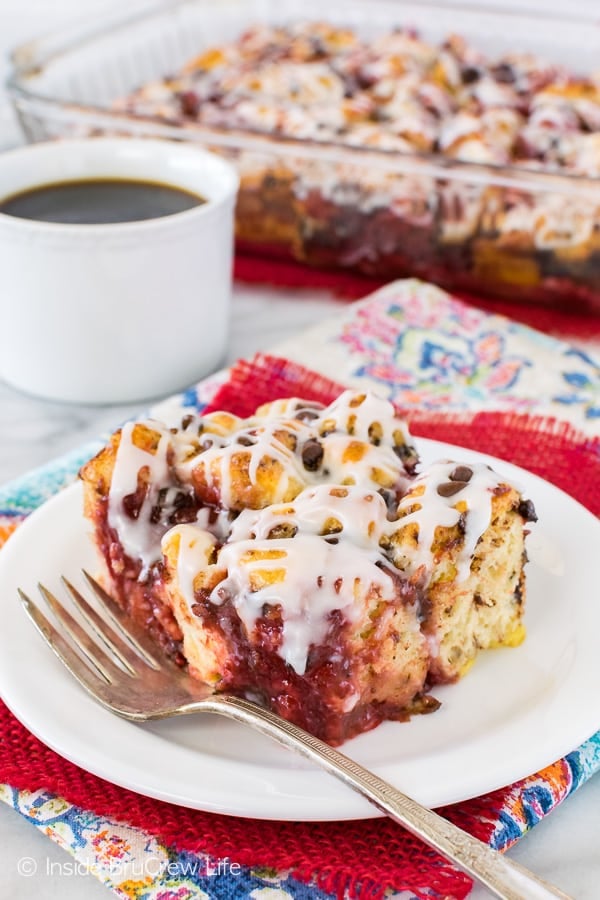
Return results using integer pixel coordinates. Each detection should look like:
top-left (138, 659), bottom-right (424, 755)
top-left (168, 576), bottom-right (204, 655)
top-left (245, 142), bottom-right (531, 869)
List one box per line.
top-left (79, 432), bottom-right (120, 507)
top-left (188, 447), bottom-right (306, 510)
top-left (79, 427), bottom-right (186, 662)
top-left (388, 484), bottom-right (526, 683)
top-left (162, 529), bottom-right (228, 685)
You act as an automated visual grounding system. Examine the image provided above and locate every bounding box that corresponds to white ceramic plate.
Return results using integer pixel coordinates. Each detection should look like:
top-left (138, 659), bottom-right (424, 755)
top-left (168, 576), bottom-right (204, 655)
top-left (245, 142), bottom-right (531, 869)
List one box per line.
top-left (0, 439), bottom-right (599, 821)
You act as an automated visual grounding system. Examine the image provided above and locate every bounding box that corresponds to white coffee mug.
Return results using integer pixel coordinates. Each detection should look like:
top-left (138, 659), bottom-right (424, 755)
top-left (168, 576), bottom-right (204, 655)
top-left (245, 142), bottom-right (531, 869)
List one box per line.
top-left (0, 138), bottom-right (239, 403)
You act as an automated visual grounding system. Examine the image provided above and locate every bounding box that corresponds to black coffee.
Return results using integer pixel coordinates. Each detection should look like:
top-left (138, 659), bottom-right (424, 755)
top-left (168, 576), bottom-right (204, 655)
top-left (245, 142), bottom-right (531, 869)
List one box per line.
top-left (0, 178), bottom-right (206, 224)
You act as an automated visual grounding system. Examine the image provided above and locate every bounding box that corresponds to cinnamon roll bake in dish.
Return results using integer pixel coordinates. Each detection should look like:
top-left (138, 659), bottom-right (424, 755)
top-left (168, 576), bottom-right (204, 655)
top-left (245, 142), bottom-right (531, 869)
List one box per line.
top-left (115, 20), bottom-right (600, 312)
top-left (80, 391), bottom-right (537, 745)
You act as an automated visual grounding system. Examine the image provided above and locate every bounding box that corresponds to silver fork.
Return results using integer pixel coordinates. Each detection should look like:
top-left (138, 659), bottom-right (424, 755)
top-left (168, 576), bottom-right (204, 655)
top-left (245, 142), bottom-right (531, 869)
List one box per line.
top-left (19, 573), bottom-right (571, 900)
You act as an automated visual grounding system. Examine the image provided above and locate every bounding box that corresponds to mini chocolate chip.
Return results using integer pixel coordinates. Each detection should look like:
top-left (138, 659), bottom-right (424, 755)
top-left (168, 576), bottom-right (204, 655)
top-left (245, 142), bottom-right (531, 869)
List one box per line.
top-left (333, 577), bottom-right (343, 594)
top-left (301, 439), bottom-right (324, 471)
top-left (267, 523), bottom-right (297, 540)
top-left (178, 90), bottom-right (200, 117)
top-left (168, 491), bottom-right (198, 525)
top-left (206, 88), bottom-right (224, 104)
top-left (149, 486), bottom-right (169, 525)
top-left (309, 36), bottom-right (328, 58)
top-left (492, 62), bottom-right (515, 84)
top-left (181, 414), bottom-right (194, 429)
top-left (394, 444), bottom-right (419, 474)
top-left (325, 537), bottom-right (339, 545)
top-left (356, 70), bottom-right (377, 89)
top-left (380, 488), bottom-right (398, 516)
top-left (437, 480), bottom-right (469, 498)
top-left (517, 499), bottom-right (538, 522)
top-left (393, 444), bottom-right (408, 459)
top-left (514, 581), bottom-right (524, 605)
top-left (200, 437), bottom-right (214, 450)
top-left (169, 506), bottom-right (199, 525)
top-left (317, 575), bottom-right (324, 588)
top-left (461, 65), bottom-right (481, 84)
top-left (368, 422), bottom-right (383, 446)
top-left (370, 107), bottom-right (391, 123)
top-left (449, 465), bottom-right (473, 483)
top-left (208, 507), bottom-right (222, 525)
top-left (295, 408), bottom-right (320, 422)
top-left (237, 435), bottom-right (255, 447)
top-left (342, 75), bottom-right (359, 97)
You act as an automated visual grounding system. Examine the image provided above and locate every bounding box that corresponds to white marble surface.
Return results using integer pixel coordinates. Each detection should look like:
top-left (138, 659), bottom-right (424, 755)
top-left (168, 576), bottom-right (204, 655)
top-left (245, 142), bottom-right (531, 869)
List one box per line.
top-left (1, 281), bottom-right (599, 900)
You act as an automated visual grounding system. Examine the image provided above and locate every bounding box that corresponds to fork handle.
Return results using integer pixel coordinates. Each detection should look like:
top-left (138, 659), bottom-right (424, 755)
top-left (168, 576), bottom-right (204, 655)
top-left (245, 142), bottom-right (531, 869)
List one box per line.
top-left (189, 695), bottom-right (571, 900)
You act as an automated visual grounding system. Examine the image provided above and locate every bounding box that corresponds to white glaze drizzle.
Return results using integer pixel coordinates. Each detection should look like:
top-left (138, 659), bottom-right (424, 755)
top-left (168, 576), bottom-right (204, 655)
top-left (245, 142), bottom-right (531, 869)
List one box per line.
top-left (172, 390), bottom-right (415, 507)
top-left (393, 460), bottom-right (505, 582)
top-left (181, 419), bottom-right (312, 509)
top-left (110, 412), bottom-right (528, 679)
top-left (319, 433), bottom-right (409, 492)
top-left (162, 524), bottom-right (217, 605)
top-left (107, 416), bottom-right (233, 573)
top-left (107, 391), bottom-right (415, 585)
top-left (166, 479), bottom-right (410, 676)
top-left (192, 506), bottom-right (233, 543)
top-left (319, 389), bottom-right (414, 450)
top-left (438, 112), bottom-right (481, 151)
top-left (252, 397), bottom-right (324, 421)
top-left (211, 534), bottom-right (397, 675)
top-left (107, 420), bottom-right (176, 574)
top-left (107, 394), bottom-right (525, 683)
top-left (229, 483), bottom-right (390, 550)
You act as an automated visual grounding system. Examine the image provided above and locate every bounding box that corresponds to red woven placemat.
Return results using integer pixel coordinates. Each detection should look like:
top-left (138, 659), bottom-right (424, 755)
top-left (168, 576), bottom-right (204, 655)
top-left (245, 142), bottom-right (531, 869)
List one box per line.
top-left (234, 250), bottom-right (600, 343)
top-left (1, 354), bottom-right (598, 900)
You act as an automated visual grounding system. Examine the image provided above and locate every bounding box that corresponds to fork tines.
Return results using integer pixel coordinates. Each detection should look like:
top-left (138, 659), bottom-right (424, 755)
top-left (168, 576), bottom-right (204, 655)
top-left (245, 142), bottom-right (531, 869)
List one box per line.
top-left (18, 571), bottom-right (160, 694)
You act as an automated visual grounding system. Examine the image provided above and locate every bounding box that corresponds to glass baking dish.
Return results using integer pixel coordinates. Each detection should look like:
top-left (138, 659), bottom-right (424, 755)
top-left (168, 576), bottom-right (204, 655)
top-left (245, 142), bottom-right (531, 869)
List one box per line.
top-left (7, 0), bottom-right (600, 314)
